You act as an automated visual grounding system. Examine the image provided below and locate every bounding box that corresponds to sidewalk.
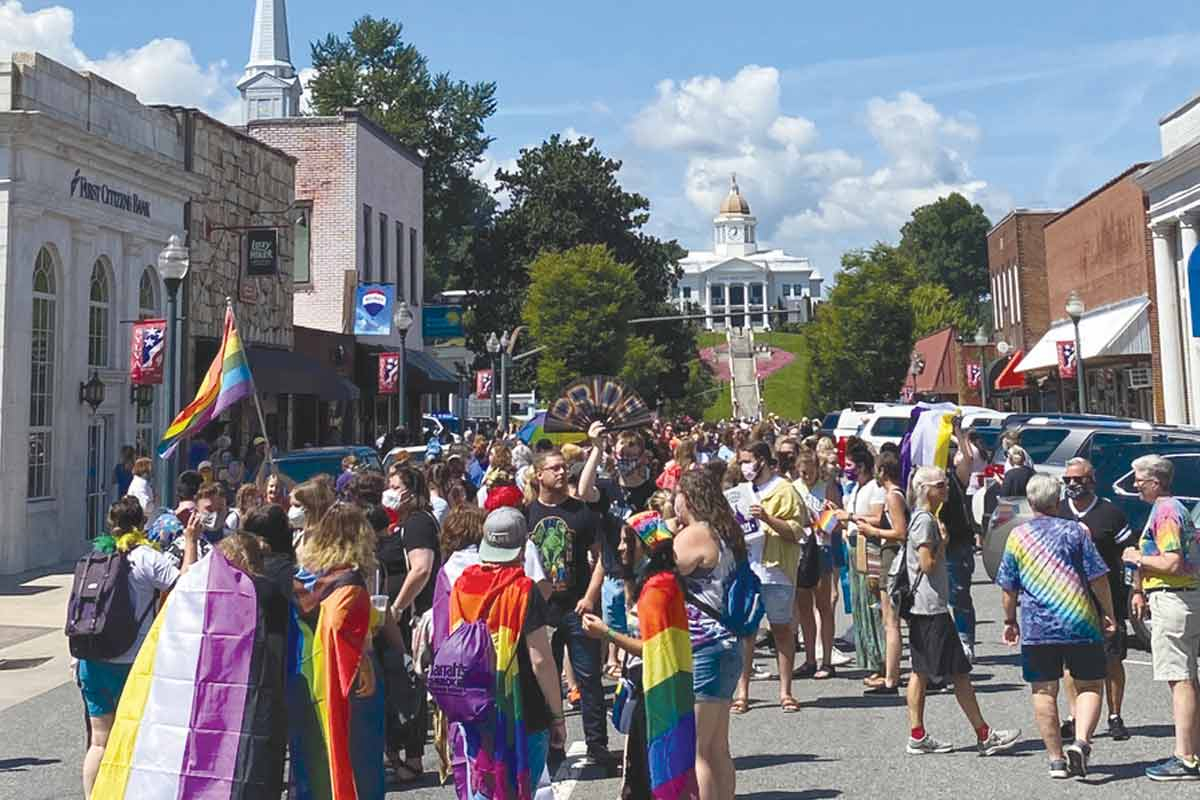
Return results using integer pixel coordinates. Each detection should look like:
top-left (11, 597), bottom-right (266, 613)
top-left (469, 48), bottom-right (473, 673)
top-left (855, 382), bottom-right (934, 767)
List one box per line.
top-left (0, 564), bottom-right (75, 713)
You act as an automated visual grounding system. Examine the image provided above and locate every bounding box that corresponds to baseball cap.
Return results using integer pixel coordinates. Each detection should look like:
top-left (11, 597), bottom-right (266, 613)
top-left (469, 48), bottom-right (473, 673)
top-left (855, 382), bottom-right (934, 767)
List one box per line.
top-left (198, 460), bottom-right (213, 472)
top-left (479, 506), bottom-right (527, 563)
top-left (253, 436), bottom-right (267, 447)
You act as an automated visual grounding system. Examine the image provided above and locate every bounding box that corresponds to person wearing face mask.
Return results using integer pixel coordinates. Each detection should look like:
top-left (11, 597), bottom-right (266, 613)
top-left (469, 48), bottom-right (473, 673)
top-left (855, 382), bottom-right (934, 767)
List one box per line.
top-left (732, 441), bottom-right (808, 715)
top-left (287, 478), bottom-right (336, 550)
top-left (165, 482), bottom-right (232, 568)
top-left (1056, 457), bottom-right (1134, 744)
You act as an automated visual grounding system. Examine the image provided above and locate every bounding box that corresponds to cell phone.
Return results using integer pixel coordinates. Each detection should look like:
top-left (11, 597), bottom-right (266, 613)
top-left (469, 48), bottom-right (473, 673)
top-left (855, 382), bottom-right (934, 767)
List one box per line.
top-left (200, 511), bottom-right (218, 530)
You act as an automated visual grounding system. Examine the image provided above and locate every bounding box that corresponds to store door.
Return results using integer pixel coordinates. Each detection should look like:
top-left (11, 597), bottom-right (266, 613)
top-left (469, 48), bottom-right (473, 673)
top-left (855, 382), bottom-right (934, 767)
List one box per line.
top-left (86, 415), bottom-right (112, 539)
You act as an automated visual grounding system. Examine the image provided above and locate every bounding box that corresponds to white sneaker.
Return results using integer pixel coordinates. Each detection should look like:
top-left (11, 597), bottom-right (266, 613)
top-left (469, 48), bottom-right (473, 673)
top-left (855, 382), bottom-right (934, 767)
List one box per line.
top-left (829, 648), bottom-right (854, 666)
top-left (907, 735), bottom-right (953, 755)
top-left (978, 728), bottom-right (1021, 756)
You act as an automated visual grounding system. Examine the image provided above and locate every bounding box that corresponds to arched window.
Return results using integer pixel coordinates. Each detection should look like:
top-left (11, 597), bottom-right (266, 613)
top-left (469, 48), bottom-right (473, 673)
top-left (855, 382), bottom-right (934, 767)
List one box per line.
top-left (138, 268), bottom-right (159, 318)
top-left (29, 247), bottom-right (57, 499)
top-left (88, 259), bottom-right (111, 368)
top-left (135, 268), bottom-right (160, 456)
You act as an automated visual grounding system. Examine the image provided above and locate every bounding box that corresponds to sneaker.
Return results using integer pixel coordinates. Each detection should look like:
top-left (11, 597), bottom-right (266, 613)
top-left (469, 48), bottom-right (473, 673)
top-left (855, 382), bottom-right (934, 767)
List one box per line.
top-left (750, 663), bottom-right (773, 681)
top-left (1108, 714), bottom-right (1130, 742)
top-left (1145, 755), bottom-right (1200, 782)
top-left (1060, 718), bottom-right (1075, 742)
top-left (829, 648), bottom-right (854, 667)
top-left (1048, 759), bottom-right (1070, 779)
top-left (906, 735), bottom-right (954, 755)
top-left (1065, 740), bottom-right (1091, 778)
top-left (978, 728), bottom-right (1021, 756)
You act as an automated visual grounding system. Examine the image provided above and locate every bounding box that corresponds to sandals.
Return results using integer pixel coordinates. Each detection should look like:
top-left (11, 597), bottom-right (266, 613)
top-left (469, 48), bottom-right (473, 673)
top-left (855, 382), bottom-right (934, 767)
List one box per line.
top-left (793, 662), bottom-right (817, 679)
top-left (603, 664), bottom-right (622, 680)
top-left (813, 665), bottom-right (836, 680)
top-left (862, 674), bottom-right (886, 688)
top-left (730, 698), bottom-right (750, 715)
top-left (863, 683), bottom-right (899, 695)
top-left (780, 696), bottom-right (802, 713)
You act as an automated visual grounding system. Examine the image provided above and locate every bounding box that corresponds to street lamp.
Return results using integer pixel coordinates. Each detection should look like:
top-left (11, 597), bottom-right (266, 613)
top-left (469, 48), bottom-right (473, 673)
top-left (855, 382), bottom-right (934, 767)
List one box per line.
top-left (156, 233), bottom-right (189, 505)
top-left (498, 327), bottom-right (527, 435)
top-left (973, 327), bottom-right (989, 408)
top-left (79, 371), bottom-right (106, 413)
top-left (393, 300), bottom-right (414, 434)
top-left (1065, 290), bottom-right (1087, 413)
top-left (486, 331), bottom-right (501, 426)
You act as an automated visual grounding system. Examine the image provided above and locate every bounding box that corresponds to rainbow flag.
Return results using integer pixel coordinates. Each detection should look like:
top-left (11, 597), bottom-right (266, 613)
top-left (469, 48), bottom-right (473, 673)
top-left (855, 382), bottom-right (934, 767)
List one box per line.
top-left (158, 305), bottom-right (253, 457)
top-left (639, 571), bottom-right (699, 800)
top-left (92, 549), bottom-right (286, 798)
top-left (818, 508), bottom-right (840, 535)
top-left (450, 564), bottom-right (536, 800)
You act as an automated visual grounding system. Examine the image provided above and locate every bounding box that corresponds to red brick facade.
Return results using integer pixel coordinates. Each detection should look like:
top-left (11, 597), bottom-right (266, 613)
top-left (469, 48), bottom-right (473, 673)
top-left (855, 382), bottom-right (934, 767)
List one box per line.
top-left (987, 210), bottom-right (1057, 354)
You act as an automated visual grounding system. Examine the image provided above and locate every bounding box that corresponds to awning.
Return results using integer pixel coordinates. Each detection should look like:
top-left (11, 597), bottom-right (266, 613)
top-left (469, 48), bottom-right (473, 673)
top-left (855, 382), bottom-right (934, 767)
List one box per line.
top-left (994, 350), bottom-right (1027, 391)
top-left (245, 347), bottom-right (361, 401)
top-left (356, 345), bottom-right (458, 393)
top-left (911, 327), bottom-right (958, 395)
top-left (1017, 296), bottom-right (1151, 373)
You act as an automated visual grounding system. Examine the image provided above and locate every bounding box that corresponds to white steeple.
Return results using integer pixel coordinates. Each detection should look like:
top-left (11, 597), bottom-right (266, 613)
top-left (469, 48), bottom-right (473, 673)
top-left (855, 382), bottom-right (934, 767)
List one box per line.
top-left (238, 0), bottom-right (302, 123)
top-left (713, 173), bottom-right (758, 257)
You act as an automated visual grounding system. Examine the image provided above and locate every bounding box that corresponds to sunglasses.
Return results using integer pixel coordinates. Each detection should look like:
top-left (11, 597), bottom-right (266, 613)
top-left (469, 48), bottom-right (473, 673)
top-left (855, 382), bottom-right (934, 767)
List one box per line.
top-left (1063, 476), bottom-right (1091, 485)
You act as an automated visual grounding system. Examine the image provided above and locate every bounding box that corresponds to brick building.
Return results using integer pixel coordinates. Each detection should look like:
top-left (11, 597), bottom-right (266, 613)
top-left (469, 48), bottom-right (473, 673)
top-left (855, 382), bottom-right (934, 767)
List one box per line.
top-left (984, 209), bottom-right (1058, 408)
top-left (1021, 165), bottom-right (1160, 421)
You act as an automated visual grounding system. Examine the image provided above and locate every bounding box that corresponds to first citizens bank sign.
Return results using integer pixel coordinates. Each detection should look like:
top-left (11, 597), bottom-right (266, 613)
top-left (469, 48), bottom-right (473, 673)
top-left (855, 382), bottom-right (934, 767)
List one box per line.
top-left (70, 169), bottom-right (151, 218)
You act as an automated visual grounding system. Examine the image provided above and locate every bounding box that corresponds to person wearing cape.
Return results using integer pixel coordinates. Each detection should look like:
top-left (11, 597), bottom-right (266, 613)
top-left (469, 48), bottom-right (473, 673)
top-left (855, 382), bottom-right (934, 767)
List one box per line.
top-left (582, 511), bottom-right (699, 800)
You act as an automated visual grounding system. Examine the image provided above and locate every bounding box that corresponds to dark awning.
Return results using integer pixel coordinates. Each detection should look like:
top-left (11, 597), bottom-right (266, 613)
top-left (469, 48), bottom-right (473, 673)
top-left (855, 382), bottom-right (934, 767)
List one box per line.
top-left (357, 344), bottom-right (458, 393)
top-left (245, 346), bottom-right (361, 401)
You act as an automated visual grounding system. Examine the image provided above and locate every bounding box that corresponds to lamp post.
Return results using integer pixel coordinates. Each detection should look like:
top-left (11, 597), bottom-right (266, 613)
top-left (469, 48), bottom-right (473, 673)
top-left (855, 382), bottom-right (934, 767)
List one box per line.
top-left (973, 327), bottom-right (990, 408)
top-left (498, 326), bottom-right (527, 436)
top-left (1065, 290), bottom-right (1087, 413)
top-left (393, 300), bottom-right (414, 435)
top-left (156, 233), bottom-right (189, 505)
top-left (486, 332), bottom-right (501, 426)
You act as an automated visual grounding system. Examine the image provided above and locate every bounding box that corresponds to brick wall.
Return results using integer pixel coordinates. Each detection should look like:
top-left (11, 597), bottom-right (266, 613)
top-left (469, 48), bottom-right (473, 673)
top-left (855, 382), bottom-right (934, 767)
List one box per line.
top-left (1016, 215), bottom-right (1053, 350)
top-left (987, 211), bottom-right (1056, 353)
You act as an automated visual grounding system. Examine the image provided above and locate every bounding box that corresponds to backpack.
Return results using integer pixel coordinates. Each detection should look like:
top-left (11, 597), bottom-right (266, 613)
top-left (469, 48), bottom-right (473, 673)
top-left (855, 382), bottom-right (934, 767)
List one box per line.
top-left (888, 525), bottom-right (925, 623)
top-left (688, 558), bottom-right (765, 638)
top-left (65, 550), bottom-right (155, 661)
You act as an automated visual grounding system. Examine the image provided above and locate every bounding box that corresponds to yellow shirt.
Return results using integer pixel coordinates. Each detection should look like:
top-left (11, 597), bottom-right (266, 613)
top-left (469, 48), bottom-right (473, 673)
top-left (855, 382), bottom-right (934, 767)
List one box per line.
top-left (758, 477), bottom-right (808, 582)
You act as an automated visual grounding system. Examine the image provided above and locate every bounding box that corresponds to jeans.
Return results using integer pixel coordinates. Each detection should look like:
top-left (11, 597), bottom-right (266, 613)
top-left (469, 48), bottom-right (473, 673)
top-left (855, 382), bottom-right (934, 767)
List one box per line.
top-left (946, 544), bottom-right (976, 660)
top-left (548, 604), bottom-right (607, 752)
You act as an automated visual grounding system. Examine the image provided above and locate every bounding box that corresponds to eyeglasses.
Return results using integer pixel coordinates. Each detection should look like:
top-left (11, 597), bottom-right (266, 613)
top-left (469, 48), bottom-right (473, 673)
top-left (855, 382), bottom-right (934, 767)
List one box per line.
top-left (1133, 476), bottom-right (1159, 487)
top-left (926, 480), bottom-right (948, 489)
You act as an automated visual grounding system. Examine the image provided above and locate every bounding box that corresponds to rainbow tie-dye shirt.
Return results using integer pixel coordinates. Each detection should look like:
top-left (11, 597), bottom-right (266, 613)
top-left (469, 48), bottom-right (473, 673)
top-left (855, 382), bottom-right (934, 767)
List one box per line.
top-left (996, 516), bottom-right (1109, 645)
top-left (1139, 498), bottom-right (1200, 592)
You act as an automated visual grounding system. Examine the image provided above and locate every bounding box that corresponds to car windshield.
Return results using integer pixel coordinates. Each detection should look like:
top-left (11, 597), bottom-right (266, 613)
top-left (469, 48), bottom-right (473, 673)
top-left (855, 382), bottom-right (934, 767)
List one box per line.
top-left (869, 417), bottom-right (909, 438)
top-left (1017, 428), bottom-right (1070, 465)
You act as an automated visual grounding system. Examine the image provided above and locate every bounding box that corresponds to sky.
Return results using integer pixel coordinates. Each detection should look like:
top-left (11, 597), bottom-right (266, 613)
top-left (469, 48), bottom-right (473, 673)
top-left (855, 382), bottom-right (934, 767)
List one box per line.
top-left (4, 0), bottom-right (1200, 279)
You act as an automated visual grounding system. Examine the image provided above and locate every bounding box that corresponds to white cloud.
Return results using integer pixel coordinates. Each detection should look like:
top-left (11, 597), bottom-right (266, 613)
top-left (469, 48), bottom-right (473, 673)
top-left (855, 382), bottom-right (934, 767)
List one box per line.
top-left (0, 1), bottom-right (241, 123)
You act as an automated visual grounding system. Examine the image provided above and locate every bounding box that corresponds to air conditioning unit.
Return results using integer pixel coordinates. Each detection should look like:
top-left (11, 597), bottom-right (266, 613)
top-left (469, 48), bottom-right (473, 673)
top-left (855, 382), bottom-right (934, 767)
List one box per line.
top-left (1127, 367), bottom-right (1152, 390)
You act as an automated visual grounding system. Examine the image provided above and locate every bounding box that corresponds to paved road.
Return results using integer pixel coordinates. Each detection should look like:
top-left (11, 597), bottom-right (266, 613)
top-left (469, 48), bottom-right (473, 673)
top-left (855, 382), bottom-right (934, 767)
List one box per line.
top-left (3, 560), bottom-right (1198, 798)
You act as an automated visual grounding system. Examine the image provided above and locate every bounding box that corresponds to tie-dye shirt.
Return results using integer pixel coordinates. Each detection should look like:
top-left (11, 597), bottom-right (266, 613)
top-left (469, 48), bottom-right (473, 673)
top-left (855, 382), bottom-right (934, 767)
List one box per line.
top-left (996, 516), bottom-right (1109, 645)
top-left (1139, 498), bottom-right (1200, 592)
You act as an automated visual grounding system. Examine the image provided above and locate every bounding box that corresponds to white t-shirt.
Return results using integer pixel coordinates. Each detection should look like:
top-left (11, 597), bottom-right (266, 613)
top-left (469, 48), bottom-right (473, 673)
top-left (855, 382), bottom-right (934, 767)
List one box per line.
top-left (111, 545), bottom-right (180, 664)
top-left (849, 479), bottom-right (886, 542)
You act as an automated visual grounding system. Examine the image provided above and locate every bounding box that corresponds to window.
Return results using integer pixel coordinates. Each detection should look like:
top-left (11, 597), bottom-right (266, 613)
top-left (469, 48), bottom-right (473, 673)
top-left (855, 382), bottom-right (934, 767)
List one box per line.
top-left (711, 285), bottom-right (725, 305)
top-left (395, 222), bottom-right (405, 297)
top-left (363, 204), bottom-right (373, 281)
top-left (682, 286), bottom-right (692, 300)
top-left (29, 248), bottom-right (56, 499)
top-left (293, 205), bottom-right (311, 283)
top-left (750, 283), bottom-right (764, 305)
top-left (136, 268), bottom-right (160, 456)
top-left (379, 212), bottom-right (388, 283)
top-left (1017, 428), bottom-right (1071, 465)
top-left (409, 227), bottom-right (419, 305)
top-left (138, 268), bottom-right (158, 317)
top-left (782, 284), bottom-right (792, 298)
top-left (88, 259), bottom-right (111, 368)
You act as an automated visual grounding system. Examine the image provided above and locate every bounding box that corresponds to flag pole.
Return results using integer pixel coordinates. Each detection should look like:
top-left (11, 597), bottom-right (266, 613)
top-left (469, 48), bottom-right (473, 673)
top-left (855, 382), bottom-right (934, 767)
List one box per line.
top-left (225, 298), bottom-right (276, 476)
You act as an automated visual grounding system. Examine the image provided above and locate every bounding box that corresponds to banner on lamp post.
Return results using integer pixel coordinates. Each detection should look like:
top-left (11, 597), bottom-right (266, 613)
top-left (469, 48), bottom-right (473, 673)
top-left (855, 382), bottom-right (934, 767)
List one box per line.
top-left (1057, 341), bottom-right (1077, 379)
top-left (130, 319), bottom-right (166, 385)
top-left (966, 362), bottom-right (982, 389)
top-left (378, 353), bottom-right (401, 395)
top-left (476, 369), bottom-right (494, 400)
top-left (354, 283), bottom-right (395, 336)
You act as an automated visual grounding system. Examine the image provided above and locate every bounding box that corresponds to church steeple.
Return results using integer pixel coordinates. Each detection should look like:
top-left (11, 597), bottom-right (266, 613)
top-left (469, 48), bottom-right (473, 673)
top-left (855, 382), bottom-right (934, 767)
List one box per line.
top-left (714, 173), bottom-right (757, 257)
top-left (238, 0), bottom-right (302, 123)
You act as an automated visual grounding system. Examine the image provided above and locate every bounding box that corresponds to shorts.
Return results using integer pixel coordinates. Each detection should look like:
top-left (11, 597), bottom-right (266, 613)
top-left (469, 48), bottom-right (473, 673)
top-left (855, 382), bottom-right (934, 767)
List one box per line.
top-left (1021, 643), bottom-right (1107, 684)
top-left (1149, 589), bottom-right (1200, 682)
top-left (601, 576), bottom-right (628, 634)
top-left (759, 583), bottom-right (796, 626)
top-left (879, 546), bottom-right (900, 582)
top-left (908, 613), bottom-right (972, 678)
top-left (693, 641), bottom-right (742, 702)
top-left (77, 659), bottom-right (133, 717)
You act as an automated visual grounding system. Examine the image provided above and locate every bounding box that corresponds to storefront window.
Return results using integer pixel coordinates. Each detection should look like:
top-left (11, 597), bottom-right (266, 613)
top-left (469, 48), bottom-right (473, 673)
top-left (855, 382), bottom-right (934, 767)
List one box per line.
top-left (88, 259), bottom-right (111, 368)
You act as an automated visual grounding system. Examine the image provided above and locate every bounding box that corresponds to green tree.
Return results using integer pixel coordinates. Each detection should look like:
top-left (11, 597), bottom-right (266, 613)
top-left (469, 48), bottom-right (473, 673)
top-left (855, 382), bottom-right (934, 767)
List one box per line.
top-left (910, 282), bottom-right (975, 339)
top-left (521, 245), bottom-right (638, 397)
top-left (666, 358), bottom-right (720, 421)
top-left (307, 16), bottom-right (497, 296)
top-left (899, 193), bottom-right (991, 323)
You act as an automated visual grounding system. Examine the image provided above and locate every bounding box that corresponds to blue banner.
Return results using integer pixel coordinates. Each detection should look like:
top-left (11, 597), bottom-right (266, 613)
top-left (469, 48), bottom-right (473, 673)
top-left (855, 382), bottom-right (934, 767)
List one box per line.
top-left (1190, 244), bottom-right (1200, 337)
top-left (354, 283), bottom-right (394, 336)
top-left (422, 305), bottom-right (464, 339)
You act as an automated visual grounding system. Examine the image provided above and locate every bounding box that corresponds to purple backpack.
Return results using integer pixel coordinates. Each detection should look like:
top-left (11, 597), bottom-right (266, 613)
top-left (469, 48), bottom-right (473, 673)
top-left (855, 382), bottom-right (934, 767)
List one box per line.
top-left (427, 603), bottom-right (498, 724)
top-left (65, 550), bottom-right (154, 660)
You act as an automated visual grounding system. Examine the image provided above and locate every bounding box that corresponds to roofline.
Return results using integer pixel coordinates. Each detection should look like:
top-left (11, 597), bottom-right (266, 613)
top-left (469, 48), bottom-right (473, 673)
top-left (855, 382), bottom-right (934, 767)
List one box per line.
top-left (247, 108), bottom-right (425, 167)
top-left (151, 105), bottom-right (297, 164)
top-left (986, 208), bottom-right (1062, 238)
top-left (1159, 90), bottom-right (1200, 126)
top-left (1043, 162), bottom-right (1151, 228)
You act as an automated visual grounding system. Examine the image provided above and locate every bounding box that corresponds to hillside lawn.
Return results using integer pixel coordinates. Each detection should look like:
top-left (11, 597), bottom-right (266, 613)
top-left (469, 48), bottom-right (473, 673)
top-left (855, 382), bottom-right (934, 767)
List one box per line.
top-left (696, 330), bottom-right (811, 421)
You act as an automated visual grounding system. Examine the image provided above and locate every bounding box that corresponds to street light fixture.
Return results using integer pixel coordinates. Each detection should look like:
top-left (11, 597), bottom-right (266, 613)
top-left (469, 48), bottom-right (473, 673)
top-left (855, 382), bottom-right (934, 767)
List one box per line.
top-left (1065, 290), bottom-right (1087, 413)
top-left (393, 300), bottom-right (414, 434)
top-left (156, 233), bottom-right (189, 505)
top-left (79, 371), bottom-right (106, 413)
top-left (497, 327), bottom-right (527, 435)
top-left (486, 331), bottom-right (501, 425)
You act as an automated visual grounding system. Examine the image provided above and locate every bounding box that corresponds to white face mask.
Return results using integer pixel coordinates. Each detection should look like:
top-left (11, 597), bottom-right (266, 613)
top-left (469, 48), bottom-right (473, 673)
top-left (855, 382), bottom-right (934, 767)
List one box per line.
top-left (287, 505), bottom-right (306, 530)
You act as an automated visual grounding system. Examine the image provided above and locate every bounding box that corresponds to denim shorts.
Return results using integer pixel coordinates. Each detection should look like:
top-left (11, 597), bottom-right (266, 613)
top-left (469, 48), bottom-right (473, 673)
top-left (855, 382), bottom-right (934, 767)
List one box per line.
top-left (760, 583), bottom-right (796, 625)
top-left (693, 641), bottom-right (742, 702)
top-left (77, 659), bottom-right (132, 717)
top-left (601, 576), bottom-right (628, 634)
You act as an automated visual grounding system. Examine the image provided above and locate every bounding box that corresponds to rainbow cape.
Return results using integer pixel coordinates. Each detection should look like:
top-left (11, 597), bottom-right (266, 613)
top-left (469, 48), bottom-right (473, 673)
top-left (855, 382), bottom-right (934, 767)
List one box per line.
top-left (92, 549), bottom-right (286, 798)
top-left (449, 564), bottom-right (535, 800)
top-left (639, 571), bottom-right (699, 800)
top-left (158, 305), bottom-right (253, 457)
top-left (287, 568), bottom-right (383, 800)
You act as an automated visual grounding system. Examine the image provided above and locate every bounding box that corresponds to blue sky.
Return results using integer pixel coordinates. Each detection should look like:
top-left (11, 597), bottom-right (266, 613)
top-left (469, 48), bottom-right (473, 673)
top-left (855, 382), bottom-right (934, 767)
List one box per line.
top-left (6, 1), bottom-right (1200, 277)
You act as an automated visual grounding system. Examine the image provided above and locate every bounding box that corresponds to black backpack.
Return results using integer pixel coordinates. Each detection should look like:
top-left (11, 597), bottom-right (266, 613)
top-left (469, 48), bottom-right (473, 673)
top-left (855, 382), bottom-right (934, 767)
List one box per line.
top-left (65, 550), bottom-right (155, 660)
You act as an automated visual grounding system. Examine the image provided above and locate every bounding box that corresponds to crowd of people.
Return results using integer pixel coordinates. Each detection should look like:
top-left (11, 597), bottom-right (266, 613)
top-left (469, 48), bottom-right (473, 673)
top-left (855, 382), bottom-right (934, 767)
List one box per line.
top-left (71, 410), bottom-right (1200, 798)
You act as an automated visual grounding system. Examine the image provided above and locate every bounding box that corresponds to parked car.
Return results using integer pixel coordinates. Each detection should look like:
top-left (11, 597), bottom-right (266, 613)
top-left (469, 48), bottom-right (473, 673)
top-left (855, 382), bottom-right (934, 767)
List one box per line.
top-left (856, 404), bottom-right (915, 450)
top-left (264, 445), bottom-right (383, 486)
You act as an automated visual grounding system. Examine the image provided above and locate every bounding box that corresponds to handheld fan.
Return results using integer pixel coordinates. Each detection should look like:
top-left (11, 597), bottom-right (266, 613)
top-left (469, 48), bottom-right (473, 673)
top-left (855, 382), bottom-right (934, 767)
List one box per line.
top-left (543, 375), bottom-right (654, 433)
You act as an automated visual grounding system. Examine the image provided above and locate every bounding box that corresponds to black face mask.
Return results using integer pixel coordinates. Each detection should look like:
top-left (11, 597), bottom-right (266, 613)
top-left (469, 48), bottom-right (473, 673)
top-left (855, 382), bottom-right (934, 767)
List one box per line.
top-left (778, 453), bottom-right (796, 474)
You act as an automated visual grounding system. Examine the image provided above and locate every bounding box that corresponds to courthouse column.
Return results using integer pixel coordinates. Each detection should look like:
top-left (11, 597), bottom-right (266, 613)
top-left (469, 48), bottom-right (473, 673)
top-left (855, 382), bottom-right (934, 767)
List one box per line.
top-left (1152, 222), bottom-right (1187, 423)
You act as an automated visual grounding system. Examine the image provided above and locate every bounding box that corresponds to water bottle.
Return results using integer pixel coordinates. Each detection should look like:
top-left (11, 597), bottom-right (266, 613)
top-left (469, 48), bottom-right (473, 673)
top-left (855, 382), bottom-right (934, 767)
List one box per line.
top-left (1123, 562), bottom-right (1137, 586)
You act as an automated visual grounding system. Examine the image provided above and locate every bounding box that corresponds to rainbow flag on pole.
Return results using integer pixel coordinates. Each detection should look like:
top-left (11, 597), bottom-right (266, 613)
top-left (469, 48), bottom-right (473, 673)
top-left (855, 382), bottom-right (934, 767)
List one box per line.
top-left (158, 305), bottom-right (253, 457)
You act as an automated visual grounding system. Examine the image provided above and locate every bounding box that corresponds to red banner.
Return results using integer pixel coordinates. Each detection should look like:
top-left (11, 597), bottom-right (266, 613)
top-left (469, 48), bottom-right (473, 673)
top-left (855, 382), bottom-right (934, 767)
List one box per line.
top-left (900, 385), bottom-right (914, 403)
top-left (378, 352), bottom-right (401, 395)
top-left (129, 318), bottom-right (166, 385)
top-left (966, 362), bottom-right (982, 389)
top-left (1057, 340), bottom-right (1077, 379)
top-left (476, 369), bottom-right (494, 400)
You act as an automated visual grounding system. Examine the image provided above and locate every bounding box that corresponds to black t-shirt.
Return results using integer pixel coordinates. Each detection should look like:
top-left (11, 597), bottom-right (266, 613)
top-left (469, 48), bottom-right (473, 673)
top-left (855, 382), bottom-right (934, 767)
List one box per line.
top-left (939, 470), bottom-right (976, 550)
top-left (1057, 497), bottom-right (1132, 620)
top-left (527, 497), bottom-right (599, 607)
top-left (517, 588), bottom-right (552, 732)
top-left (401, 510), bottom-right (441, 615)
top-left (1001, 465), bottom-right (1036, 497)
top-left (597, 476), bottom-right (656, 578)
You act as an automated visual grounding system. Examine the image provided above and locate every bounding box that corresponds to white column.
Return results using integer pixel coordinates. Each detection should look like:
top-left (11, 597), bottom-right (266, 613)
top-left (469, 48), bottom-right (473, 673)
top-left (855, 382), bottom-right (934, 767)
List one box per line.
top-left (1180, 215), bottom-right (1200, 424)
top-left (761, 279), bottom-right (770, 330)
top-left (1152, 222), bottom-right (1187, 423)
top-left (703, 277), bottom-right (712, 331)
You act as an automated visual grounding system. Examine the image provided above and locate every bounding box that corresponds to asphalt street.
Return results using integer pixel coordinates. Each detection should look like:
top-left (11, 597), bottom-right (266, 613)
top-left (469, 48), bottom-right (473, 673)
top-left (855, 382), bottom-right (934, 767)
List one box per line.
top-left (3, 558), bottom-right (1198, 799)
